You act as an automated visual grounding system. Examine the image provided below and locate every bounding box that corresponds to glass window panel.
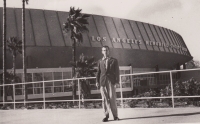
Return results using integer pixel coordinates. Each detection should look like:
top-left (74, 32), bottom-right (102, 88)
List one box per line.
top-left (54, 72), bottom-right (63, 87)
top-left (64, 86), bottom-right (72, 92)
top-left (0, 74), bottom-right (2, 85)
top-left (120, 70), bottom-right (125, 74)
top-left (27, 83), bottom-right (33, 88)
top-left (167, 74), bottom-right (170, 79)
top-left (43, 72), bottom-right (53, 81)
top-left (64, 80), bottom-right (72, 86)
top-left (33, 73), bottom-right (43, 81)
top-left (63, 72), bottom-right (72, 79)
top-left (27, 73), bottom-right (32, 82)
top-left (15, 84), bottom-right (22, 88)
top-left (45, 87), bottom-right (53, 93)
top-left (54, 81), bottom-right (63, 86)
top-left (125, 70), bottom-right (130, 74)
top-left (16, 73), bottom-right (22, 83)
top-left (54, 72), bottom-right (62, 80)
top-left (27, 88), bottom-right (33, 94)
top-left (45, 81), bottom-right (53, 86)
top-left (121, 75), bottom-right (131, 88)
top-left (34, 82), bottom-right (43, 87)
top-left (54, 87), bottom-right (63, 92)
top-left (15, 89), bottom-right (22, 95)
top-left (33, 73), bottom-right (43, 87)
top-left (0, 87), bottom-right (3, 97)
top-left (34, 88), bottom-right (43, 94)
top-left (0, 76), bottom-right (3, 85)
top-left (26, 73), bottom-right (33, 88)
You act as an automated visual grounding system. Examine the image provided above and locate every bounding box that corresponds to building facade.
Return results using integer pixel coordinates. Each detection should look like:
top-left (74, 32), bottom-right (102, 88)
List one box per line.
top-left (0, 8), bottom-right (193, 100)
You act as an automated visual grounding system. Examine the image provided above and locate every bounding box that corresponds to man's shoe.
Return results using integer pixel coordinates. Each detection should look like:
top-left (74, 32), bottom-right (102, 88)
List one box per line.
top-left (102, 117), bottom-right (109, 122)
top-left (114, 117), bottom-right (120, 121)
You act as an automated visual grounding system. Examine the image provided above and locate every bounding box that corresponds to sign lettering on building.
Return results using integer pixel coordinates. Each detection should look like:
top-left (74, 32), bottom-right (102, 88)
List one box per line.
top-left (91, 36), bottom-right (188, 51)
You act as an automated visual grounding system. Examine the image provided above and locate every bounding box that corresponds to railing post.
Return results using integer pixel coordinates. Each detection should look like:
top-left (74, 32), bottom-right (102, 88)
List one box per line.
top-left (78, 79), bottom-right (80, 109)
top-left (170, 71), bottom-right (175, 108)
top-left (43, 81), bottom-right (45, 109)
top-left (120, 75), bottom-right (123, 108)
top-left (3, 84), bottom-right (5, 106)
top-left (13, 84), bottom-right (15, 110)
top-left (23, 83), bottom-right (25, 106)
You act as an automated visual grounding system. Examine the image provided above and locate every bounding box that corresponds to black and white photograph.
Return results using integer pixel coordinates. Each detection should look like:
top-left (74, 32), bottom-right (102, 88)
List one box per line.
top-left (0, 0), bottom-right (200, 123)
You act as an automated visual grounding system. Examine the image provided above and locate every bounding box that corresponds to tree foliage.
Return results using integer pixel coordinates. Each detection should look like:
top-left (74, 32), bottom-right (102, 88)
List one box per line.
top-left (186, 60), bottom-right (200, 68)
top-left (0, 72), bottom-right (21, 101)
top-left (70, 54), bottom-right (97, 99)
top-left (63, 7), bottom-right (90, 101)
top-left (7, 37), bottom-right (22, 57)
top-left (63, 7), bottom-right (90, 44)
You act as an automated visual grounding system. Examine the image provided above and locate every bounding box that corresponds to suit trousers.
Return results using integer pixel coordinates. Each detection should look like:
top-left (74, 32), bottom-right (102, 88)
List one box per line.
top-left (100, 79), bottom-right (118, 118)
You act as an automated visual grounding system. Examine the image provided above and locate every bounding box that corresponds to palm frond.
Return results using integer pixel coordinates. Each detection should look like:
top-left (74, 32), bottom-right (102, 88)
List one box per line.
top-left (79, 26), bottom-right (89, 33)
top-left (63, 7), bottom-right (89, 44)
top-left (25, 0), bottom-right (29, 4)
top-left (6, 37), bottom-right (22, 56)
top-left (69, 7), bottom-right (75, 15)
top-left (76, 17), bottom-right (89, 25)
top-left (82, 14), bottom-right (90, 18)
top-left (74, 8), bottom-right (82, 18)
top-left (72, 54), bottom-right (97, 78)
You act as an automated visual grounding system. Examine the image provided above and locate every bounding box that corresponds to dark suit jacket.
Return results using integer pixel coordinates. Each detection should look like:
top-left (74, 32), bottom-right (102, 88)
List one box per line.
top-left (96, 57), bottom-right (120, 86)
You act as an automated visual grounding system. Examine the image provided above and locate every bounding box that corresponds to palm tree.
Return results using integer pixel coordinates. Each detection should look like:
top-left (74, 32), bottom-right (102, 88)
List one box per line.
top-left (70, 54), bottom-right (97, 106)
top-left (63, 7), bottom-right (90, 100)
top-left (2, 0), bottom-right (7, 103)
top-left (22, 0), bottom-right (29, 104)
top-left (0, 72), bottom-right (20, 103)
top-left (7, 37), bottom-right (22, 76)
top-left (4, 36), bottom-right (22, 103)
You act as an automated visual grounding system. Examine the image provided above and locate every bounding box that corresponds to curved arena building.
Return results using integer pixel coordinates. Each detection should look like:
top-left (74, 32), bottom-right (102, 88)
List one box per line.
top-left (0, 8), bottom-right (193, 100)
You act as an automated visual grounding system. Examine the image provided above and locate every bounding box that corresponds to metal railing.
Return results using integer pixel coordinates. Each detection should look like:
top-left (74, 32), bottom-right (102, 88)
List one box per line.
top-left (0, 68), bottom-right (200, 109)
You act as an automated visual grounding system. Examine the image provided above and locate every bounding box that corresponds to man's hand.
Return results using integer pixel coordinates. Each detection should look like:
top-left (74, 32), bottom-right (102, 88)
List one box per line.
top-left (96, 82), bottom-right (99, 89)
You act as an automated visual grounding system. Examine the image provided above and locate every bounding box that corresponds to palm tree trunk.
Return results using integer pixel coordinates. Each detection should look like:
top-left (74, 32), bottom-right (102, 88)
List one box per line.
top-left (11, 55), bottom-right (16, 101)
top-left (72, 39), bottom-right (76, 101)
top-left (13, 54), bottom-right (16, 76)
top-left (3, 0), bottom-right (7, 103)
top-left (22, 0), bottom-right (27, 105)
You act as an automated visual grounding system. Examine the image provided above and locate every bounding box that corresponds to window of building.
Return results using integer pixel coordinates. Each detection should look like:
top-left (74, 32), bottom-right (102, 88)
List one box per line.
top-left (44, 72), bottom-right (53, 93)
top-left (53, 72), bottom-right (63, 93)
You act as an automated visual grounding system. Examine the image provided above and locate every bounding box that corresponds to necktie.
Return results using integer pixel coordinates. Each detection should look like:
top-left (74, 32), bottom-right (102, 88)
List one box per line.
top-left (104, 58), bottom-right (107, 69)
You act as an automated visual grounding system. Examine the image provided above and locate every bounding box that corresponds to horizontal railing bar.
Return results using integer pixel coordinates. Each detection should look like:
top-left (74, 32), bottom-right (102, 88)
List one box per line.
top-left (173, 96), bottom-right (200, 98)
top-left (0, 100), bottom-right (81, 104)
top-left (1, 68), bottom-right (199, 86)
top-left (1, 95), bottom-right (200, 104)
top-left (0, 77), bottom-right (96, 86)
top-left (116, 96), bottom-right (200, 100)
top-left (120, 68), bottom-right (200, 76)
top-left (45, 100), bottom-right (81, 103)
top-left (80, 99), bottom-right (102, 101)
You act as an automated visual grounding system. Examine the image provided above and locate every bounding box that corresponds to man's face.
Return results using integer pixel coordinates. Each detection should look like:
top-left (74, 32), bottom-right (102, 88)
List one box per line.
top-left (102, 47), bottom-right (109, 57)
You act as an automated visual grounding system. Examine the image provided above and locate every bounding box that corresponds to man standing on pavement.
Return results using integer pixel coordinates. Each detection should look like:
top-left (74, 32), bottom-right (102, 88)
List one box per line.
top-left (96, 45), bottom-right (120, 122)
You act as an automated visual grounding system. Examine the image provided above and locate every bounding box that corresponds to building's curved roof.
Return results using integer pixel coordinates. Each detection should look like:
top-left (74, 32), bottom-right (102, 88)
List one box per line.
top-left (0, 8), bottom-right (193, 69)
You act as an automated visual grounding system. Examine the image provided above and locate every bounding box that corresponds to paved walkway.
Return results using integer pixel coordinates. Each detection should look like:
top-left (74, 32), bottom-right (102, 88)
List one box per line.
top-left (1, 108), bottom-right (200, 124)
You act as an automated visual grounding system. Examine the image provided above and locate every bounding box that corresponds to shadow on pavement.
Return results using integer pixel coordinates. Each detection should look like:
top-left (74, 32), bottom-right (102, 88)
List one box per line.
top-left (116, 112), bottom-right (200, 121)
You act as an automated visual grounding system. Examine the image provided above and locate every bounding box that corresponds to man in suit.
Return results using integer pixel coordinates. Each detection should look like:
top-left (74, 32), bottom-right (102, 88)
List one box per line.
top-left (96, 45), bottom-right (120, 122)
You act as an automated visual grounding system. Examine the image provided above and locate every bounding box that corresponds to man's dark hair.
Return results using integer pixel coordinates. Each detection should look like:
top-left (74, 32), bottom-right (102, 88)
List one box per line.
top-left (102, 45), bottom-right (109, 50)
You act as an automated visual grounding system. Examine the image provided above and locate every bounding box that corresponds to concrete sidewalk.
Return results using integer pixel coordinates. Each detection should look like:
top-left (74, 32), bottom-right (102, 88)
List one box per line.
top-left (1, 108), bottom-right (200, 124)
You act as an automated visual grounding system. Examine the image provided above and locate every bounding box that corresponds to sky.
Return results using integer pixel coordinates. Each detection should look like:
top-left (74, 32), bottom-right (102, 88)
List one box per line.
top-left (1, 0), bottom-right (200, 61)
